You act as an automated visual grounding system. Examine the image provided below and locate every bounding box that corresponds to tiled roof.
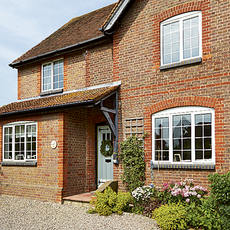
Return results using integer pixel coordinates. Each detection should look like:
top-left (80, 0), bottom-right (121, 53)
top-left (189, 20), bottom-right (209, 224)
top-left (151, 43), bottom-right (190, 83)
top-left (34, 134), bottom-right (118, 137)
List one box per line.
top-left (11, 3), bottom-right (117, 65)
top-left (0, 85), bottom-right (118, 117)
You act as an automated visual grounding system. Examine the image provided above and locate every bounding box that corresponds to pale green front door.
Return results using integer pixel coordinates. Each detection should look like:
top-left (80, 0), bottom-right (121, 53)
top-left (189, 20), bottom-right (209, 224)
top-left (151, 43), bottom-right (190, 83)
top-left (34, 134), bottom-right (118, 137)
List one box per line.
top-left (97, 126), bottom-right (113, 187)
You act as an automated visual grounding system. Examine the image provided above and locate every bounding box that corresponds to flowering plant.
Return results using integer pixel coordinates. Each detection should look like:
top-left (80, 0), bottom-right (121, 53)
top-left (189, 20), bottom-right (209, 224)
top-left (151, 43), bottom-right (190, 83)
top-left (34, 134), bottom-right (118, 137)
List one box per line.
top-left (132, 186), bottom-right (153, 201)
top-left (159, 179), bottom-right (207, 205)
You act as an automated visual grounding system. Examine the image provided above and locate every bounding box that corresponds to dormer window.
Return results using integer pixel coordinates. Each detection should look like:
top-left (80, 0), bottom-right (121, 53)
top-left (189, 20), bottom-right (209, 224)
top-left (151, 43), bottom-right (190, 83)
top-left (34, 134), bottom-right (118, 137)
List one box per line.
top-left (42, 59), bottom-right (63, 92)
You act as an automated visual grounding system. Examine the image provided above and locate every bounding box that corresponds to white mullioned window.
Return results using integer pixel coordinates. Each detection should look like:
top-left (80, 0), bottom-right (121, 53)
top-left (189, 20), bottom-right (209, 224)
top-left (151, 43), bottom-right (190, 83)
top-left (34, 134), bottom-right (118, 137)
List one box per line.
top-left (152, 106), bottom-right (215, 164)
top-left (42, 59), bottom-right (63, 92)
top-left (3, 122), bottom-right (37, 161)
top-left (161, 11), bottom-right (202, 66)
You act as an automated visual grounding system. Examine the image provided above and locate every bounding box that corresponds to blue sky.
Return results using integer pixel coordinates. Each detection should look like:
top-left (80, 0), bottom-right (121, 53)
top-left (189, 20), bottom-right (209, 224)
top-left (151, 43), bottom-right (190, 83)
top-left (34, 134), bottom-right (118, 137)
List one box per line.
top-left (0, 0), bottom-right (116, 107)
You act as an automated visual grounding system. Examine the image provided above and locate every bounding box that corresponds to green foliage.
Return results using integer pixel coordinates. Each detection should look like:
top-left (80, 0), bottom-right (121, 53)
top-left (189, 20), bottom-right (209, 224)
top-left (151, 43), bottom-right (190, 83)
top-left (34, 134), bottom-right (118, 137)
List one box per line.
top-left (186, 198), bottom-right (222, 230)
top-left (119, 136), bottom-right (146, 192)
top-left (89, 187), bottom-right (133, 216)
top-left (153, 202), bottom-right (188, 230)
top-left (207, 172), bottom-right (230, 229)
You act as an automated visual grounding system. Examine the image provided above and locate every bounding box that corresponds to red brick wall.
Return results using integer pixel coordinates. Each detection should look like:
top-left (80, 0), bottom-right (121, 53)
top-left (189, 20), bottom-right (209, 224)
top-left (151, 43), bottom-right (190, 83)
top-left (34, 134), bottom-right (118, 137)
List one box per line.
top-left (0, 113), bottom-right (64, 203)
top-left (113, 0), bottom-right (230, 189)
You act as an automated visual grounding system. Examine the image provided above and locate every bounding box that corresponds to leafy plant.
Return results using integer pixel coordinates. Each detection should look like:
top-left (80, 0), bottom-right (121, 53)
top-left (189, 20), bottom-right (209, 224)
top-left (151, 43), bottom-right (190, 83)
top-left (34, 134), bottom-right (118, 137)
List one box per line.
top-left (159, 179), bottom-right (207, 205)
top-left (119, 136), bottom-right (146, 193)
top-left (89, 186), bottom-right (132, 216)
top-left (153, 202), bottom-right (188, 230)
top-left (207, 172), bottom-right (230, 229)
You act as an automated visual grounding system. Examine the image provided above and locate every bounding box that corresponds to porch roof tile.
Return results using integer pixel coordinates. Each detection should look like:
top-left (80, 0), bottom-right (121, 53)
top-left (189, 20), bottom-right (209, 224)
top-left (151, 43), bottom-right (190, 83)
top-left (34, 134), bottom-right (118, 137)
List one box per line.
top-left (0, 85), bottom-right (118, 117)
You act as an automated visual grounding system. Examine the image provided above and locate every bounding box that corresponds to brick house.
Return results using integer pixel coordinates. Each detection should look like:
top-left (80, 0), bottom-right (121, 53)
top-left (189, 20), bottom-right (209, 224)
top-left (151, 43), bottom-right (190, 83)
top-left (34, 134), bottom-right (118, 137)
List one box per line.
top-left (0, 0), bottom-right (229, 203)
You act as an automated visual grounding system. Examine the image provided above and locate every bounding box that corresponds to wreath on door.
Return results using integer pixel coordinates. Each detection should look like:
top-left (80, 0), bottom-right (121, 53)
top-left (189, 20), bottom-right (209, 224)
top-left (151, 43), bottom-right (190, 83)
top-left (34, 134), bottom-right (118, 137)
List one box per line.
top-left (100, 140), bottom-right (113, 157)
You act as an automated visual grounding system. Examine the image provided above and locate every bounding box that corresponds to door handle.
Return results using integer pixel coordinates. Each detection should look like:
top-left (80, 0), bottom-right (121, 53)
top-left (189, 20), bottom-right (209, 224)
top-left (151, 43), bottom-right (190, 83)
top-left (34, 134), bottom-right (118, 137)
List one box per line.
top-left (105, 159), bottom-right (111, 163)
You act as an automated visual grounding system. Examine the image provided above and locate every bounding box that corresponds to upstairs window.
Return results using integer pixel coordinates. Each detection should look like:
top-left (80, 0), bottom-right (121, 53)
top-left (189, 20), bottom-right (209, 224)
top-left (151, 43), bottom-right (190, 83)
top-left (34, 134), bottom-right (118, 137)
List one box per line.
top-left (152, 107), bottom-right (215, 164)
top-left (161, 11), bottom-right (202, 66)
top-left (3, 122), bottom-right (37, 161)
top-left (42, 59), bottom-right (63, 92)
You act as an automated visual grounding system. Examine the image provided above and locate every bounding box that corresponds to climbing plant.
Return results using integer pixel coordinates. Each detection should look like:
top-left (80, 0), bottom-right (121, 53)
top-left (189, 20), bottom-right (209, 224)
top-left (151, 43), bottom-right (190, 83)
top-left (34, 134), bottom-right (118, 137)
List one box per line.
top-left (119, 135), bottom-right (146, 193)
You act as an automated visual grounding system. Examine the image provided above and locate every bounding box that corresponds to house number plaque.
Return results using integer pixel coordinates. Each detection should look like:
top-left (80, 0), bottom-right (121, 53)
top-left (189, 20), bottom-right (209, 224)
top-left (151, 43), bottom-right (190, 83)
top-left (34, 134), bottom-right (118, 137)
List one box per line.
top-left (51, 140), bottom-right (57, 149)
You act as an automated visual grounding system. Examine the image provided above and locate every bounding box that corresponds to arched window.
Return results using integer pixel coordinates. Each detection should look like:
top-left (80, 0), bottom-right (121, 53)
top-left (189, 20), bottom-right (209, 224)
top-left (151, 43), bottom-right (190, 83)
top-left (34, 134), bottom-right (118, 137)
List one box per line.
top-left (152, 106), bottom-right (215, 164)
top-left (161, 11), bottom-right (202, 66)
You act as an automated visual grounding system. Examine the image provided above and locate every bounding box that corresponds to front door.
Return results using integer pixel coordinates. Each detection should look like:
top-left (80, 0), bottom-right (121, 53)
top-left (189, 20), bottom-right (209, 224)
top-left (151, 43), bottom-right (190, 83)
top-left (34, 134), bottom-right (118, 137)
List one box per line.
top-left (97, 126), bottom-right (113, 187)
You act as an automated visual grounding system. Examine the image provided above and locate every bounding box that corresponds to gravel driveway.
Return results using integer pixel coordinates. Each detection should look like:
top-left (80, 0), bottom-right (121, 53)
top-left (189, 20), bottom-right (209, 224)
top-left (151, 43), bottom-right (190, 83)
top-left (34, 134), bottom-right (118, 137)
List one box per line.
top-left (0, 195), bottom-right (159, 230)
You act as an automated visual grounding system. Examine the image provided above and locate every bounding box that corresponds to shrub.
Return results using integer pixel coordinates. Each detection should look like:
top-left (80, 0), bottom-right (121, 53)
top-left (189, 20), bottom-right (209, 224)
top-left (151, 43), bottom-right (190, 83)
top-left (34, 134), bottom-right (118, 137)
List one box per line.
top-left (207, 172), bottom-right (230, 230)
top-left (89, 186), bottom-right (132, 216)
top-left (153, 202), bottom-right (188, 230)
top-left (159, 179), bottom-right (207, 205)
top-left (119, 136), bottom-right (145, 193)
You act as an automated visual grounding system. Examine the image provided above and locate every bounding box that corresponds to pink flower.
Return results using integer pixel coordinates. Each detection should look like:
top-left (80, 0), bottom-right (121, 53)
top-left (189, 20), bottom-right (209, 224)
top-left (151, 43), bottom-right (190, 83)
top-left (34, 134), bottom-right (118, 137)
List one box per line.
top-left (197, 194), bottom-right (201, 199)
top-left (186, 198), bottom-right (190, 203)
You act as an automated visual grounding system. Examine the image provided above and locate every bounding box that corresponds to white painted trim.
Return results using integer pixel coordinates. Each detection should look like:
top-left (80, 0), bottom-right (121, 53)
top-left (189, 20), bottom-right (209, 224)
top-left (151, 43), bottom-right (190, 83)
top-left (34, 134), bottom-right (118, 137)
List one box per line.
top-left (152, 106), bottom-right (215, 165)
top-left (160, 11), bottom-right (202, 66)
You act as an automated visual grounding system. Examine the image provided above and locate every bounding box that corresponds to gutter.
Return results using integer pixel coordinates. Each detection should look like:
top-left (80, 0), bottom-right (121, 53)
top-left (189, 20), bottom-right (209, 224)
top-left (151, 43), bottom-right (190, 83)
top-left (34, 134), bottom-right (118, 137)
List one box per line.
top-left (0, 99), bottom-right (95, 118)
top-left (101, 0), bottom-right (133, 34)
top-left (9, 35), bottom-right (109, 68)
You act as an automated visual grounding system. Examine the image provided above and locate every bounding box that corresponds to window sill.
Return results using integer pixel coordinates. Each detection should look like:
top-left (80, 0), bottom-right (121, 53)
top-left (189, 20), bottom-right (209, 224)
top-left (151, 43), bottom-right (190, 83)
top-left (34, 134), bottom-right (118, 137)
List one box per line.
top-left (160, 57), bottom-right (202, 70)
top-left (40, 88), bottom-right (63, 96)
top-left (0, 161), bottom-right (37, 166)
top-left (150, 162), bottom-right (215, 170)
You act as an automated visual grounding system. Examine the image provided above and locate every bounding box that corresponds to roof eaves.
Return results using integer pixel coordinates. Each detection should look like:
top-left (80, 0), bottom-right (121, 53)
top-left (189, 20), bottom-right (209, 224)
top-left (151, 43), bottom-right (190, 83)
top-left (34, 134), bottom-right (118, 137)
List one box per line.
top-left (101, 0), bottom-right (133, 34)
top-left (9, 34), bottom-right (108, 68)
top-left (0, 99), bottom-right (95, 118)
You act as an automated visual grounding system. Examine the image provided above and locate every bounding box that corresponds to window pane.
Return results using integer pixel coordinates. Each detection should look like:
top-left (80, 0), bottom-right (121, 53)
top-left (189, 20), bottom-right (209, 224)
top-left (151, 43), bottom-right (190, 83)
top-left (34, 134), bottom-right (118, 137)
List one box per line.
top-left (183, 49), bottom-right (190, 59)
top-left (195, 138), bottom-right (203, 149)
top-left (191, 37), bottom-right (199, 48)
top-left (195, 114), bottom-right (202, 125)
top-left (155, 128), bottom-right (160, 139)
top-left (173, 139), bottom-right (181, 149)
top-left (204, 138), bottom-right (211, 149)
top-left (172, 42), bottom-right (180, 52)
top-left (173, 115), bottom-right (181, 126)
top-left (171, 21), bottom-right (179, 32)
top-left (155, 140), bottom-right (161, 150)
top-left (191, 16), bottom-right (199, 26)
top-left (173, 151), bottom-right (182, 161)
top-left (155, 118), bottom-right (161, 128)
top-left (195, 126), bottom-right (202, 137)
top-left (163, 151), bottom-right (169, 160)
top-left (183, 19), bottom-right (190, 28)
top-left (172, 52), bottom-right (180, 63)
top-left (172, 32), bottom-right (179, 41)
top-left (182, 115), bottom-right (191, 126)
top-left (183, 139), bottom-right (191, 149)
top-left (183, 126), bottom-right (191, 137)
top-left (173, 127), bottom-right (181, 138)
top-left (163, 140), bottom-right (169, 150)
top-left (184, 40), bottom-right (190, 49)
top-left (204, 114), bottom-right (211, 123)
top-left (163, 54), bottom-right (171, 64)
top-left (192, 48), bottom-right (199, 57)
top-left (163, 24), bottom-right (171, 35)
top-left (204, 151), bottom-right (212, 159)
top-left (183, 151), bottom-right (191, 161)
top-left (204, 125), bottom-right (211, 136)
top-left (196, 151), bottom-right (203, 160)
top-left (162, 128), bottom-right (169, 138)
top-left (184, 28), bottom-right (190, 39)
top-left (191, 26), bottom-right (199, 37)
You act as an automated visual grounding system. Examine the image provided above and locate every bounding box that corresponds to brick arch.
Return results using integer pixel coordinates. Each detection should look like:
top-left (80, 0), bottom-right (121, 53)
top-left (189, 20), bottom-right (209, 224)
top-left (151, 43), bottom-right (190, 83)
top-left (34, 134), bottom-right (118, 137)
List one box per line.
top-left (158, 1), bottom-right (203, 23)
top-left (152, 0), bottom-right (211, 70)
top-left (145, 96), bottom-right (217, 115)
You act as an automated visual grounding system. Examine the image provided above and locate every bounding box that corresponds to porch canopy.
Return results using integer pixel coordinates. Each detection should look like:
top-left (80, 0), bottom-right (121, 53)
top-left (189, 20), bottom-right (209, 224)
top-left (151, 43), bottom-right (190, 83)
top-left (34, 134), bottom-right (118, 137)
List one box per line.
top-left (0, 84), bottom-right (119, 150)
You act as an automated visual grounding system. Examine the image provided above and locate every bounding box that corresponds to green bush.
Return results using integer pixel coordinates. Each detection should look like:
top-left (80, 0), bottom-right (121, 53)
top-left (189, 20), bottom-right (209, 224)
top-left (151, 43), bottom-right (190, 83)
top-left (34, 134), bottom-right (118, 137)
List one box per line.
top-left (119, 136), bottom-right (146, 193)
top-left (207, 172), bottom-right (230, 229)
top-left (89, 186), bottom-right (132, 216)
top-left (153, 202), bottom-right (188, 230)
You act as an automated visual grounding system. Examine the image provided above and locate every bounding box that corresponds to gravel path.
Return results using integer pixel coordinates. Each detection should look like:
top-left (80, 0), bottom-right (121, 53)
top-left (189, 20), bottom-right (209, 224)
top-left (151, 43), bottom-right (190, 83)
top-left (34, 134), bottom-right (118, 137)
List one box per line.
top-left (0, 195), bottom-right (159, 230)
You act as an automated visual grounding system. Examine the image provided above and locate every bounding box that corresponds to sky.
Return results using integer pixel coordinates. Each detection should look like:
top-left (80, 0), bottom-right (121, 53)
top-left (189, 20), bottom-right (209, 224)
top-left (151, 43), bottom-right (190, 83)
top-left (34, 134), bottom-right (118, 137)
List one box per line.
top-left (0, 0), bottom-right (116, 107)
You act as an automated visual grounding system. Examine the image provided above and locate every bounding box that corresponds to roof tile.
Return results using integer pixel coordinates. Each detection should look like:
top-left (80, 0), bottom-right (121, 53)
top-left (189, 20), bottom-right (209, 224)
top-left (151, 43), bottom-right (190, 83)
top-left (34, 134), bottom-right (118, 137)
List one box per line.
top-left (12, 3), bottom-right (117, 64)
top-left (0, 85), bottom-right (118, 116)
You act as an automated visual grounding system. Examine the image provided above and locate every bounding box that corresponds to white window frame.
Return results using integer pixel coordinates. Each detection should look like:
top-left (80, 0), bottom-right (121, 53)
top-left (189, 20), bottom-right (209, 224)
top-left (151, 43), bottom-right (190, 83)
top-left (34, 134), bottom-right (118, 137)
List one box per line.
top-left (160, 11), bottom-right (202, 67)
top-left (2, 121), bottom-right (37, 162)
top-left (152, 106), bottom-right (215, 165)
top-left (41, 59), bottom-right (63, 92)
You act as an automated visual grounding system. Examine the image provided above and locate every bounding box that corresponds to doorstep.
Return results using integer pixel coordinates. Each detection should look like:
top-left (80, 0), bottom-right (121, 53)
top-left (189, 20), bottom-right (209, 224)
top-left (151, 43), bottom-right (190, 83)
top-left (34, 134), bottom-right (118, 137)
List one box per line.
top-left (63, 192), bottom-right (94, 208)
